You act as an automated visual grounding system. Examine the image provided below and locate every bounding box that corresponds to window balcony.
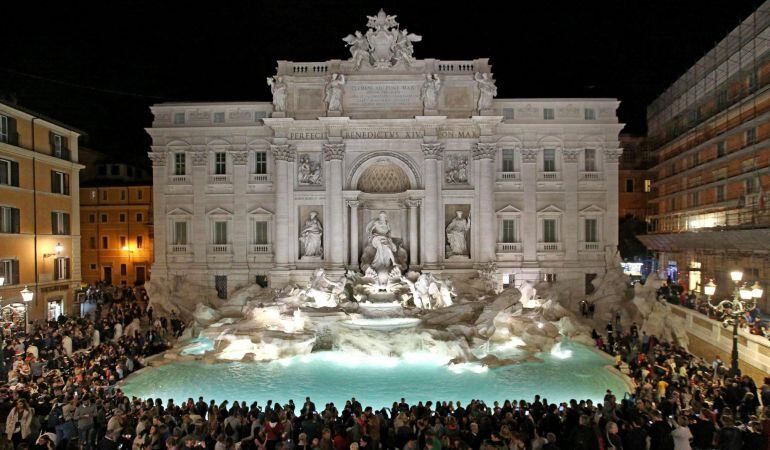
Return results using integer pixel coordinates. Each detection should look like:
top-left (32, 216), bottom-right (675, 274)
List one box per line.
top-left (496, 242), bottom-right (522, 253)
top-left (53, 147), bottom-right (71, 161)
top-left (249, 244), bottom-right (273, 254)
top-left (168, 244), bottom-right (190, 253)
top-left (208, 244), bottom-right (232, 253)
top-left (208, 174), bottom-right (232, 184)
top-left (580, 171), bottom-right (602, 181)
top-left (497, 171), bottom-right (520, 181)
top-left (538, 171), bottom-right (560, 181)
top-left (170, 175), bottom-right (190, 184)
top-left (580, 242), bottom-right (602, 251)
top-left (249, 173), bottom-right (272, 183)
top-left (537, 242), bottom-right (562, 252)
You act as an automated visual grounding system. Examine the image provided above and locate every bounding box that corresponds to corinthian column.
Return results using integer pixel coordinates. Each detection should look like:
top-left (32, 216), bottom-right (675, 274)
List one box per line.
top-left (231, 150), bottom-right (249, 265)
top-left (562, 149), bottom-right (580, 261)
top-left (272, 144), bottom-right (295, 267)
top-left (148, 152), bottom-right (167, 279)
top-left (604, 148), bottom-right (622, 254)
top-left (324, 142), bottom-right (345, 266)
top-left (473, 143), bottom-right (497, 263)
top-left (421, 142), bottom-right (443, 267)
top-left (347, 200), bottom-right (360, 268)
top-left (405, 199), bottom-right (420, 268)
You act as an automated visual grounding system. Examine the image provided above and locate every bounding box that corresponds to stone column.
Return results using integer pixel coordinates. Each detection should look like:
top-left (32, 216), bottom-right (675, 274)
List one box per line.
top-left (405, 199), bottom-right (420, 267)
top-left (148, 152), bottom-right (167, 280)
top-left (473, 143), bottom-right (497, 263)
top-left (191, 151), bottom-right (208, 274)
top-left (563, 149), bottom-right (580, 261)
top-left (421, 143), bottom-right (444, 267)
top-left (347, 200), bottom-right (360, 268)
top-left (231, 150), bottom-right (249, 268)
top-left (521, 148), bottom-right (538, 262)
top-left (324, 143), bottom-right (345, 266)
top-left (272, 144), bottom-right (295, 268)
top-left (604, 149), bottom-right (622, 254)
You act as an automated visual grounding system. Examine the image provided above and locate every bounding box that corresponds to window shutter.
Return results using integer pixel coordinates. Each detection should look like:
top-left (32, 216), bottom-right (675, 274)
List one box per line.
top-left (64, 213), bottom-right (70, 234)
top-left (51, 212), bottom-right (58, 234)
top-left (54, 258), bottom-right (60, 280)
top-left (11, 208), bottom-right (19, 233)
top-left (10, 161), bottom-right (19, 186)
top-left (7, 118), bottom-right (17, 145)
top-left (51, 171), bottom-right (57, 193)
top-left (63, 174), bottom-right (70, 195)
top-left (49, 131), bottom-right (55, 152)
top-left (11, 260), bottom-right (19, 285)
top-left (65, 258), bottom-right (71, 280)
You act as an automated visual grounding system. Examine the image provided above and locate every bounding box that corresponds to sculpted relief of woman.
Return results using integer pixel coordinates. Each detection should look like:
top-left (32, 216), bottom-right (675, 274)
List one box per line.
top-left (446, 210), bottom-right (470, 257)
top-left (299, 211), bottom-right (323, 258)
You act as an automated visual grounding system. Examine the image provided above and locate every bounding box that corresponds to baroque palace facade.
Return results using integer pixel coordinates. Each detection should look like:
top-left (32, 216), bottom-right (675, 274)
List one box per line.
top-left (147, 11), bottom-right (623, 295)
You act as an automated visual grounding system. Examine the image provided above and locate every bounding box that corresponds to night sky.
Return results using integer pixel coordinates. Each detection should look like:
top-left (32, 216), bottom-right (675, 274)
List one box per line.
top-left (0, 0), bottom-right (764, 167)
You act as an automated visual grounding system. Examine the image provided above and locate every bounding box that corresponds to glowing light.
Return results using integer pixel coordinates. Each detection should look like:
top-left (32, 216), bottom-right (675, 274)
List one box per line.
top-left (751, 281), bottom-right (763, 299)
top-left (739, 286), bottom-right (753, 300)
top-left (703, 280), bottom-right (716, 297)
top-left (537, 322), bottom-right (545, 329)
top-left (730, 271), bottom-right (743, 282)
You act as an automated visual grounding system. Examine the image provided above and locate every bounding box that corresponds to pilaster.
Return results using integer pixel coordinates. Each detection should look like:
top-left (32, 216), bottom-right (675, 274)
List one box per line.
top-left (521, 147), bottom-right (538, 262)
top-left (604, 148), bottom-right (622, 253)
top-left (563, 149), bottom-right (580, 261)
top-left (191, 151), bottom-right (208, 267)
top-left (272, 144), bottom-right (295, 268)
top-left (347, 200), bottom-right (360, 268)
top-left (231, 150), bottom-right (249, 266)
top-left (421, 142), bottom-right (443, 267)
top-left (473, 143), bottom-right (497, 263)
top-left (324, 142), bottom-right (345, 267)
top-left (148, 152), bottom-right (167, 279)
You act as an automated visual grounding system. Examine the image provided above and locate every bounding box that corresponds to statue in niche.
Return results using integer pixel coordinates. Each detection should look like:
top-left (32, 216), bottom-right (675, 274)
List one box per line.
top-left (444, 155), bottom-right (468, 184)
top-left (342, 31), bottom-right (369, 70)
top-left (297, 154), bottom-right (322, 185)
top-left (420, 74), bottom-right (441, 111)
top-left (446, 210), bottom-right (471, 257)
top-left (361, 211), bottom-right (408, 274)
top-left (324, 73), bottom-right (345, 113)
top-left (474, 72), bottom-right (498, 111)
top-left (299, 211), bottom-right (323, 258)
top-left (266, 76), bottom-right (287, 112)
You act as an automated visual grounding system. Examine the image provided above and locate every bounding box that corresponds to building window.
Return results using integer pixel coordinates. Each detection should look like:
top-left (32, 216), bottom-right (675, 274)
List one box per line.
top-left (111, 165), bottom-right (120, 176)
top-left (543, 108), bottom-right (554, 120)
top-left (174, 153), bottom-right (186, 176)
top-left (668, 198), bottom-right (676, 212)
top-left (543, 149), bottom-right (556, 172)
top-left (716, 185), bottom-right (725, 203)
top-left (746, 128), bottom-right (757, 146)
top-left (502, 219), bottom-right (517, 243)
top-left (173, 221), bottom-right (188, 245)
top-left (119, 236), bottom-right (127, 248)
top-left (173, 112), bottom-right (185, 124)
top-left (745, 177), bottom-right (759, 194)
top-left (136, 235), bottom-right (143, 249)
top-left (717, 90), bottom-right (728, 109)
top-left (717, 141), bottom-right (726, 157)
top-left (692, 152), bottom-right (700, 167)
top-left (502, 108), bottom-right (514, 120)
top-left (101, 213), bottom-right (108, 223)
top-left (544, 273), bottom-right (557, 283)
top-left (54, 257), bottom-right (70, 281)
top-left (584, 218), bottom-right (598, 242)
top-left (89, 236), bottom-right (96, 249)
top-left (51, 171), bottom-right (70, 195)
top-left (689, 191), bottom-right (699, 207)
top-left (502, 149), bottom-right (515, 172)
top-left (0, 259), bottom-right (20, 285)
top-left (50, 133), bottom-right (69, 159)
top-left (644, 179), bottom-right (652, 192)
top-left (254, 152), bottom-right (267, 174)
top-left (102, 236), bottom-right (109, 249)
top-left (137, 190), bottom-right (143, 200)
top-left (51, 212), bottom-right (70, 235)
top-left (0, 115), bottom-right (17, 145)
top-left (136, 213), bottom-right (143, 223)
top-left (254, 221), bottom-right (269, 245)
top-left (120, 264), bottom-right (127, 276)
top-left (213, 221), bottom-right (228, 245)
top-left (88, 213), bottom-right (96, 224)
top-left (584, 148), bottom-right (596, 172)
top-left (101, 190), bottom-right (107, 200)
top-left (543, 219), bottom-right (557, 243)
top-left (89, 263), bottom-right (97, 270)
top-left (625, 179), bottom-right (634, 193)
top-left (584, 108), bottom-right (596, 120)
top-left (214, 112), bottom-right (225, 123)
top-left (215, 275), bottom-right (227, 299)
top-left (0, 206), bottom-right (20, 234)
top-left (120, 190), bottom-right (126, 200)
top-left (214, 152), bottom-right (227, 175)
top-left (119, 213), bottom-right (126, 223)
top-left (0, 159), bottom-right (19, 187)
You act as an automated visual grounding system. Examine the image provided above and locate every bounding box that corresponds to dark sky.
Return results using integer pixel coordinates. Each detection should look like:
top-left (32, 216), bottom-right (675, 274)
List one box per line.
top-left (0, 0), bottom-right (765, 166)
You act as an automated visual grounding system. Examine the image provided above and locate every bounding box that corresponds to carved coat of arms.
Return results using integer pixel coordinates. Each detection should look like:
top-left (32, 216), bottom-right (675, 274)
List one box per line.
top-left (342, 9), bottom-right (422, 70)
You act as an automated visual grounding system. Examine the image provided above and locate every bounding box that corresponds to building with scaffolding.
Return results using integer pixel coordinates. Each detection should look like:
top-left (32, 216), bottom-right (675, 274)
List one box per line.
top-left (640, 1), bottom-right (770, 308)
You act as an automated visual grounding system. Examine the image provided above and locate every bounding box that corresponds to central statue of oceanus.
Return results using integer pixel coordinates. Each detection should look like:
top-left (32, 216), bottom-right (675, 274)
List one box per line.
top-left (360, 211), bottom-right (408, 275)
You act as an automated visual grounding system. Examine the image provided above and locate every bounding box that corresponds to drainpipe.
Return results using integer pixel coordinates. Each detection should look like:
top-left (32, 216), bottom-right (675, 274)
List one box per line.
top-left (31, 118), bottom-right (38, 325)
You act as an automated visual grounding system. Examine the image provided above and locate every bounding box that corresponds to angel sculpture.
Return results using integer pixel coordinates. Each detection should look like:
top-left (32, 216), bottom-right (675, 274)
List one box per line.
top-left (266, 76), bottom-right (287, 112)
top-left (342, 31), bottom-right (369, 70)
top-left (474, 72), bottom-right (498, 111)
top-left (392, 29), bottom-right (422, 66)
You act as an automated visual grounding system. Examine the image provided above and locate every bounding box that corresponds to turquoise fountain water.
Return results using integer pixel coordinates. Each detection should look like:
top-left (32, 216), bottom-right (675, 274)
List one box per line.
top-left (121, 341), bottom-right (628, 407)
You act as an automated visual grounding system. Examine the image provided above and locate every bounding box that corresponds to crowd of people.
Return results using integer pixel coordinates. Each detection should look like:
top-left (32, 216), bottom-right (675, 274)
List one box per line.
top-left (0, 288), bottom-right (769, 450)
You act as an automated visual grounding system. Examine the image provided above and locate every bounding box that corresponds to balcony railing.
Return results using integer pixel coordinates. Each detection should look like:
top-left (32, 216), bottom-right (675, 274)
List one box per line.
top-left (168, 244), bottom-right (190, 253)
top-left (52, 147), bottom-right (71, 161)
top-left (0, 132), bottom-right (20, 146)
top-left (538, 171), bottom-right (560, 181)
top-left (208, 174), bottom-right (232, 184)
top-left (249, 244), bottom-right (273, 254)
top-left (580, 171), bottom-right (602, 181)
top-left (208, 244), bottom-right (232, 253)
top-left (170, 175), bottom-right (190, 184)
top-left (497, 171), bottom-right (520, 181)
top-left (496, 242), bottom-right (522, 253)
top-left (537, 242), bottom-right (562, 252)
top-left (249, 173), bottom-right (272, 183)
top-left (581, 242), bottom-right (601, 251)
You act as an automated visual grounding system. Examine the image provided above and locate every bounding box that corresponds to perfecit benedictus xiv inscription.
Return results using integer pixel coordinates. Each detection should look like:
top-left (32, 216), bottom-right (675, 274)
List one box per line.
top-left (344, 81), bottom-right (423, 109)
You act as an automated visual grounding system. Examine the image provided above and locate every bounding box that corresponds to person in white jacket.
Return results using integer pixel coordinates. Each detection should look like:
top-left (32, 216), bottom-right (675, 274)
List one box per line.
top-left (5, 399), bottom-right (34, 447)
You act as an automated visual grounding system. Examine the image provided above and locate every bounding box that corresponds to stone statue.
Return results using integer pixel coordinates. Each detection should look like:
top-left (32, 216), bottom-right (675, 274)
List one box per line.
top-left (299, 211), bottom-right (323, 258)
top-left (266, 76), bottom-right (287, 112)
top-left (302, 268), bottom-right (346, 307)
top-left (446, 210), bottom-right (470, 257)
top-left (342, 31), bottom-right (369, 70)
top-left (297, 154), bottom-right (322, 185)
top-left (474, 72), bottom-right (498, 111)
top-left (324, 73), bottom-right (345, 113)
top-left (444, 155), bottom-right (468, 184)
top-left (420, 74), bottom-right (441, 111)
top-left (392, 28), bottom-right (422, 66)
top-left (361, 211), bottom-right (408, 274)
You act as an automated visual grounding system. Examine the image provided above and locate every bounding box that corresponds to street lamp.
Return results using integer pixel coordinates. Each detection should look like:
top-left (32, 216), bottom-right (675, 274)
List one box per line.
top-left (43, 242), bottom-right (63, 258)
top-left (19, 285), bottom-right (34, 333)
top-left (707, 270), bottom-right (761, 377)
top-left (704, 279), bottom-right (716, 299)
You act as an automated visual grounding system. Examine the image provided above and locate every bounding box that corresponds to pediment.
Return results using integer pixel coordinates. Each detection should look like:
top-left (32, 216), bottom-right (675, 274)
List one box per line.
top-left (496, 205), bottom-right (522, 215)
top-left (248, 207), bottom-right (274, 216)
top-left (206, 207), bottom-right (233, 216)
top-left (538, 204), bottom-right (563, 214)
top-left (167, 207), bottom-right (192, 216)
top-left (580, 204), bottom-right (605, 214)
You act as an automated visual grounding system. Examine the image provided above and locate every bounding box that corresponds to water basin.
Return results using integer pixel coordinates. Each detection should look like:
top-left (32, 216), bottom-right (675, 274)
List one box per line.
top-left (340, 317), bottom-right (421, 331)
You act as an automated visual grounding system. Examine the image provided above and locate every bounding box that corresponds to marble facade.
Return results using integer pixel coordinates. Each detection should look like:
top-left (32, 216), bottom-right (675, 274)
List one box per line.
top-left (147, 10), bottom-right (623, 294)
